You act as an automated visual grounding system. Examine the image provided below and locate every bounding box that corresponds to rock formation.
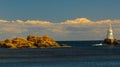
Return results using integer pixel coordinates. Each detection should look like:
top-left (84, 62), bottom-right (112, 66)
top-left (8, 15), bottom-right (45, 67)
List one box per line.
top-left (0, 35), bottom-right (61, 48)
top-left (103, 38), bottom-right (120, 46)
top-left (27, 35), bottom-right (60, 48)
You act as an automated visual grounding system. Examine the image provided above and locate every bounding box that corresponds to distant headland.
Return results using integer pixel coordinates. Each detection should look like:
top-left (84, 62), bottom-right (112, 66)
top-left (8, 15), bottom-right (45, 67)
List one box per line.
top-left (0, 35), bottom-right (70, 48)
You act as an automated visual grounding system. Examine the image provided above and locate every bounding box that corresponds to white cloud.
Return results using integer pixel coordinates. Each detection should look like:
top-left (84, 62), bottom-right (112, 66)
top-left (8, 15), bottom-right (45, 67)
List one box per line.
top-left (0, 20), bottom-right (8, 23)
top-left (15, 20), bottom-right (24, 23)
top-left (61, 18), bottom-right (92, 24)
top-left (0, 18), bottom-right (119, 40)
top-left (61, 18), bottom-right (120, 25)
top-left (25, 20), bottom-right (52, 25)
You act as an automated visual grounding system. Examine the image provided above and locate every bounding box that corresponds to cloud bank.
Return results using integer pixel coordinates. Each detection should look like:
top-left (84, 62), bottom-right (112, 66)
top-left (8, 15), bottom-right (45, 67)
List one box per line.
top-left (0, 18), bottom-right (120, 41)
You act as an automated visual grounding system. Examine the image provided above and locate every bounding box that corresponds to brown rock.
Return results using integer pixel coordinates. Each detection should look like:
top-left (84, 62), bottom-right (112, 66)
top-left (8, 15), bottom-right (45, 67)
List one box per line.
top-left (0, 35), bottom-right (61, 48)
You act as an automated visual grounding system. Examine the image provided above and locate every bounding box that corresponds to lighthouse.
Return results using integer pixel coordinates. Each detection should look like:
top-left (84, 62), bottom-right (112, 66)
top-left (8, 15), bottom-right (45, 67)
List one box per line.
top-left (106, 23), bottom-right (114, 39)
top-left (103, 23), bottom-right (120, 46)
top-left (103, 23), bottom-right (115, 45)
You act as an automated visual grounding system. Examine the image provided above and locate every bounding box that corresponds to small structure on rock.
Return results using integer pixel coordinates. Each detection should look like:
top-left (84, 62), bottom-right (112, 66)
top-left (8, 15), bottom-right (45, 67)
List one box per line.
top-left (103, 23), bottom-right (120, 46)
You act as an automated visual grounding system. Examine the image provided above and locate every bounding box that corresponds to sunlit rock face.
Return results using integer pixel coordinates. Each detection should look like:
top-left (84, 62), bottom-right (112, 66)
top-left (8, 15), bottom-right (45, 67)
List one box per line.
top-left (27, 35), bottom-right (60, 48)
top-left (0, 35), bottom-right (60, 48)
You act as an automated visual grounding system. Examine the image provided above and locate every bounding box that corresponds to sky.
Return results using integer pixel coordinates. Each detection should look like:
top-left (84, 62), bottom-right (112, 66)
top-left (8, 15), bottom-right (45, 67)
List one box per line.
top-left (0, 0), bottom-right (120, 41)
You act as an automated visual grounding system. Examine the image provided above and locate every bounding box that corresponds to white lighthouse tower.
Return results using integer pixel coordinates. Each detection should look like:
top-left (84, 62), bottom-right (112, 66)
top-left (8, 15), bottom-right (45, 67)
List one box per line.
top-left (106, 23), bottom-right (114, 39)
top-left (103, 23), bottom-right (120, 46)
top-left (103, 23), bottom-right (115, 45)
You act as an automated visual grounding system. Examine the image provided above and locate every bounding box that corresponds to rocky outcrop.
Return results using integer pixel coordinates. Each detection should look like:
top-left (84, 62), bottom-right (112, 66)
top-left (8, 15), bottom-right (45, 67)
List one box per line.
top-left (103, 38), bottom-right (120, 46)
top-left (27, 35), bottom-right (60, 48)
top-left (0, 35), bottom-right (60, 48)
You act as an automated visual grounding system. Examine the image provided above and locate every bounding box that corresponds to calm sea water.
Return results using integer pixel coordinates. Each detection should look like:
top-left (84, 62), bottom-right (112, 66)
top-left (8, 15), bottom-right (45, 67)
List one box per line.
top-left (1, 41), bottom-right (120, 67)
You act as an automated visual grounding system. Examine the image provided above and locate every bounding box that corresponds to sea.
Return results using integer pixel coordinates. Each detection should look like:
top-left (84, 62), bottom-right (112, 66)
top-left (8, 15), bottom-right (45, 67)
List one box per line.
top-left (1, 40), bottom-right (120, 67)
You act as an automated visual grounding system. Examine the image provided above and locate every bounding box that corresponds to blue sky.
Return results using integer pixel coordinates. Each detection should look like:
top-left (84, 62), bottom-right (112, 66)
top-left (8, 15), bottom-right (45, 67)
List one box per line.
top-left (0, 0), bottom-right (120, 22)
top-left (0, 0), bottom-right (120, 40)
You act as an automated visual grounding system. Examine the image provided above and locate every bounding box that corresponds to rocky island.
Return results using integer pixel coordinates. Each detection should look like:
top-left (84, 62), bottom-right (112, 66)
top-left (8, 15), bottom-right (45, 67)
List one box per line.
top-left (0, 35), bottom-right (67, 48)
top-left (103, 24), bottom-right (120, 46)
top-left (103, 38), bottom-right (120, 46)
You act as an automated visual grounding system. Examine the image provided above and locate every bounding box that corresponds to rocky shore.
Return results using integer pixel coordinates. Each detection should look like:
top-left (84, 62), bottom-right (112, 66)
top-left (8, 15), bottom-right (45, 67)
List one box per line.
top-left (0, 35), bottom-right (65, 48)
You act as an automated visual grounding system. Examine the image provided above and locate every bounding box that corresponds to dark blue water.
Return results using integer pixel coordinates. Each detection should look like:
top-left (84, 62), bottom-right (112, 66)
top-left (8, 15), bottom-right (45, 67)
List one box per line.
top-left (1, 41), bottom-right (120, 67)
top-left (57, 40), bottom-right (103, 46)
